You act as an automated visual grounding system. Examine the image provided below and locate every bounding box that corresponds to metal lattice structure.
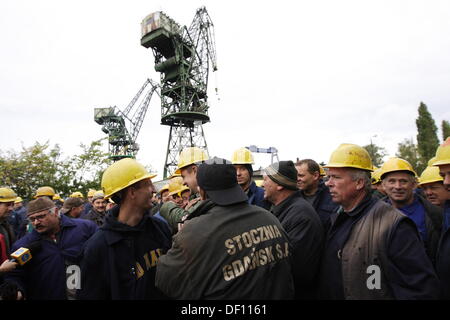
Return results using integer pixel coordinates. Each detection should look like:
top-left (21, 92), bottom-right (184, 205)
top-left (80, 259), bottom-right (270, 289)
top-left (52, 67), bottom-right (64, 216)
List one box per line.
top-left (247, 145), bottom-right (280, 165)
top-left (94, 79), bottom-right (159, 161)
top-left (141, 7), bottom-right (218, 178)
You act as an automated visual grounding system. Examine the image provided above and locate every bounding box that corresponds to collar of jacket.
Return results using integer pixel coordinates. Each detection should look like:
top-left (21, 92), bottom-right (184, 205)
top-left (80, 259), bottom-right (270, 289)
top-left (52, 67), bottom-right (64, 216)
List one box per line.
top-left (28, 214), bottom-right (77, 241)
top-left (101, 205), bottom-right (152, 245)
top-left (271, 190), bottom-right (302, 217)
top-left (339, 192), bottom-right (374, 217)
top-left (247, 180), bottom-right (258, 195)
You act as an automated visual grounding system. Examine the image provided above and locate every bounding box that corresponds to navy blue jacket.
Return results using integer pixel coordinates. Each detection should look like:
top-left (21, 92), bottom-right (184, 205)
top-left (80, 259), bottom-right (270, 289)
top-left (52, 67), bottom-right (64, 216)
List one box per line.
top-left (79, 202), bottom-right (93, 219)
top-left (77, 205), bottom-right (172, 300)
top-left (436, 200), bottom-right (450, 299)
top-left (247, 181), bottom-right (270, 210)
top-left (8, 206), bottom-right (26, 237)
top-left (299, 181), bottom-right (338, 232)
top-left (5, 215), bottom-right (98, 300)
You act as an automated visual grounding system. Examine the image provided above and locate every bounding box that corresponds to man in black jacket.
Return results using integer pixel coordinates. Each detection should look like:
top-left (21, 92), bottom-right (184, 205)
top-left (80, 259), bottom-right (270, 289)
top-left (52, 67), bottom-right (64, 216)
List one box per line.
top-left (156, 157), bottom-right (294, 299)
top-left (295, 159), bottom-right (338, 232)
top-left (78, 158), bottom-right (172, 300)
top-left (263, 160), bottom-right (324, 299)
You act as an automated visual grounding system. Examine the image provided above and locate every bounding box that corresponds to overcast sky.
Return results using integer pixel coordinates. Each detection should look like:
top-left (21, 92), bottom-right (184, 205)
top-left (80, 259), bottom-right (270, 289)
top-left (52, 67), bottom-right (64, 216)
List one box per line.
top-left (1, 0), bottom-right (450, 180)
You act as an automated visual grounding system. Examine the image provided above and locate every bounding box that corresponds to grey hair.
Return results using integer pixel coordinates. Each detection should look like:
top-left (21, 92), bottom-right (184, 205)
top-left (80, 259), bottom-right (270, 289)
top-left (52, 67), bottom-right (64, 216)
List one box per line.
top-left (347, 168), bottom-right (372, 193)
top-left (49, 206), bottom-right (60, 218)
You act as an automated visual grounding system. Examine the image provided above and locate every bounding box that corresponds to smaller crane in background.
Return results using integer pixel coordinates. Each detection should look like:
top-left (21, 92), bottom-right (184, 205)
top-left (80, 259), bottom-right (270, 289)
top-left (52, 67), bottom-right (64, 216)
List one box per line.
top-left (94, 78), bottom-right (159, 161)
top-left (247, 145), bottom-right (280, 165)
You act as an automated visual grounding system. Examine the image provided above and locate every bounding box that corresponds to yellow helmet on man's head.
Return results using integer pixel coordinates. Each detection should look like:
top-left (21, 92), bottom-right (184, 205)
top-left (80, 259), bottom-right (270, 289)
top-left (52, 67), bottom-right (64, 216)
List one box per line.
top-left (433, 137), bottom-right (450, 167)
top-left (87, 189), bottom-right (97, 198)
top-left (34, 186), bottom-right (56, 198)
top-left (0, 188), bottom-right (17, 203)
top-left (380, 157), bottom-right (417, 180)
top-left (175, 147), bottom-right (209, 174)
top-left (371, 168), bottom-right (383, 184)
top-left (324, 143), bottom-right (373, 171)
top-left (70, 191), bottom-right (84, 198)
top-left (101, 158), bottom-right (157, 199)
top-left (158, 184), bottom-right (170, 195)
top-left (231, 148), bottom-right (254, 165)
top-left (319, 165), bottom-right (326, 177)
top-left (168, 177), bottom-right (189, 197)
top-left (419, 166), bottom-right (443, 186)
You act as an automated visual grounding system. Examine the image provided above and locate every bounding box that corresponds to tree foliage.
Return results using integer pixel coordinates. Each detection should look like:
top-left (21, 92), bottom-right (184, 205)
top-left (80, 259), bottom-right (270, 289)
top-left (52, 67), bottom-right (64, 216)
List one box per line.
top-left (0, 139), bottom-right (110, 201)
top-left (363, 143), bottom-right (387, 167)
top-left (416, 102), bottom-right (440, 165)
top-left (442, 120), bottom-right (450, 141)
top-left (396, 138), bottom-right (422, 174)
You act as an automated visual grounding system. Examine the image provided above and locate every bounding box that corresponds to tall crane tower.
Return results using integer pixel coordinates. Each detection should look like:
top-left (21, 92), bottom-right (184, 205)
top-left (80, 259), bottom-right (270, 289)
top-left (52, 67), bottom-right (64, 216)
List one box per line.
top-left (141, 7), bottom-right (218, 178)
top-left (94, 79), bottom-right (159, 161)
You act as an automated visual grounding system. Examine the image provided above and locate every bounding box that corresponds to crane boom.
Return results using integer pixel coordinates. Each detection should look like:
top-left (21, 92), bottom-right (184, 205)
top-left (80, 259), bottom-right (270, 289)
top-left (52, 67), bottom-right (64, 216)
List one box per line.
top-left (94, 78), bottom-right (159, 160)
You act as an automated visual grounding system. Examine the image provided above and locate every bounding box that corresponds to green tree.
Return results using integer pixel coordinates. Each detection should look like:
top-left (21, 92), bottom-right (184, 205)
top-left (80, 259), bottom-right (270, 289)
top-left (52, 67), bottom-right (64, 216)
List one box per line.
top-left (0, 138), bottom-right (110, 201)
top-left (0, 142), bottom-right (62, 201)
top-left (396, 138), bottom-right (422, 174)
top-left (363, 143), bottom-right (387, 167)
top-left (442, 120), bottom-right (450, 141)
top-left (64, 138), bottom-right (111, 196)
top-left (416, 102), bottom-right (439, 166)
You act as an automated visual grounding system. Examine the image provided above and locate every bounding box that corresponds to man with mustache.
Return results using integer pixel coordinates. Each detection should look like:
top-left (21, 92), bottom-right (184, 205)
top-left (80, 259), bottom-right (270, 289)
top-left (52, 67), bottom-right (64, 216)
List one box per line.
top-left (4, 197), bottom-right (98, 299)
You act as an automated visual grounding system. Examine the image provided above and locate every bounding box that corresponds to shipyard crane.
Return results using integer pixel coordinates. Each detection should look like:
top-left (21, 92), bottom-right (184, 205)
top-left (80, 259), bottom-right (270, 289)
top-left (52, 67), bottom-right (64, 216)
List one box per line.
top-left (94, 79), bottom-right (159, 160)
top-left (141, 6), bottom-right (218, 178)
top-left (247, 145), bottom-right (280, 165)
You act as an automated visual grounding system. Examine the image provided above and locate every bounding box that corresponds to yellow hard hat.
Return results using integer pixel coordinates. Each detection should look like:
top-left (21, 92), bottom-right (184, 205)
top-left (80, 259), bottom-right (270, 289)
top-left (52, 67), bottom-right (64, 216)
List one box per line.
top-left (35, 186), bottom-right (56, 198)
top-left (52, 194), bottom-right (62, 201)
top-left (427, 157), bottom-right (437, 166)
top-left (101, 158), bottom-right (157, 199)
top-left (371, 168), bottom-right (383, 184)
top-left (175, 147), bottom-right (209, 174)
top-left (159, 184), bottom-right (170, 194)
top-left (419, 166), bottom-right (443, 185)
top-left (380, 157), bottom-right (417, 179)
top-left (70, 191), bottom-right (84, 198)
top-left (255, 180), bottom-right (264, 187)
top-left (169, 172), bottom-right (181, 179)
top-left (87, 189), bottom-right (97, 198)
top-left (168, 177), bottom-right (185, 197)
top-left (319, 165), bottom-right (326, 177)
top-left (14, 196), bottom-right (23, 204)
top-left (231, 147), bottom-right (254, 165)
top-left (178, 186), bottom-right (190, 196)
top-left (433, 137), bottom-right (450, 167)
top-left (324, 143), bottom-right (373, 171)
top-left (0, 188), bottom-right (17, 203)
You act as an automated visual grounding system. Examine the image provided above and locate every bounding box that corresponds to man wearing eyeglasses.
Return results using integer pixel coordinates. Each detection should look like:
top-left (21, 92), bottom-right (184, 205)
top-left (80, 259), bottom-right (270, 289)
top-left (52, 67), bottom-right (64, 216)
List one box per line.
top-left (3, 197), bottom-right (98, 300)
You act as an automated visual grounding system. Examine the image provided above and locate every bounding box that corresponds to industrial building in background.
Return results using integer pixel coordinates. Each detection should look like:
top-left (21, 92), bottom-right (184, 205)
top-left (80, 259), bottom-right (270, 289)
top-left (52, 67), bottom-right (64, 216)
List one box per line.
top-left (94, 7), bottom-right (218, 178)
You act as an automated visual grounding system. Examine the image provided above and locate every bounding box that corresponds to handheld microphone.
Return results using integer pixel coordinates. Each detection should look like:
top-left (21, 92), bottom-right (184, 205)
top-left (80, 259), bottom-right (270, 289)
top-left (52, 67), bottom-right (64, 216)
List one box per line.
top-left (9, 241), bottom-right (42, 266)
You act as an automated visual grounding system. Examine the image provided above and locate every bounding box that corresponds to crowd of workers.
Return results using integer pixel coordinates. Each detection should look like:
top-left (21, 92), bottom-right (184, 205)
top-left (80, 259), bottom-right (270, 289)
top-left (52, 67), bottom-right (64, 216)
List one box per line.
top-left (0, 137), bottom-right (449, 300)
